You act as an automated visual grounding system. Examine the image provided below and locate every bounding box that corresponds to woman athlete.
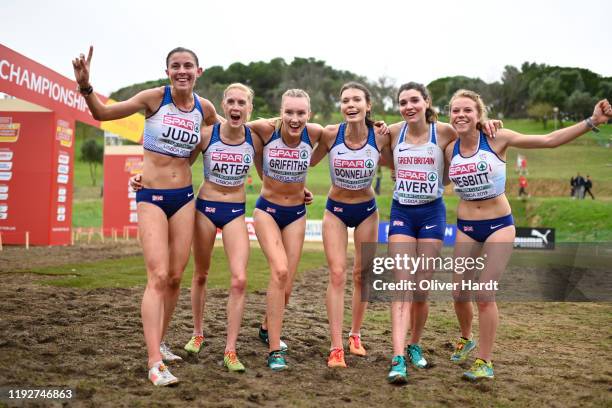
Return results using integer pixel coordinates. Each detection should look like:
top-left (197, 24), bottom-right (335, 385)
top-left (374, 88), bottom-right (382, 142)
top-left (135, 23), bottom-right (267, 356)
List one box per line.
top-left (445, 90), bottom-right (611, 380)
top-left (73, 46), bottom-right (219, 386)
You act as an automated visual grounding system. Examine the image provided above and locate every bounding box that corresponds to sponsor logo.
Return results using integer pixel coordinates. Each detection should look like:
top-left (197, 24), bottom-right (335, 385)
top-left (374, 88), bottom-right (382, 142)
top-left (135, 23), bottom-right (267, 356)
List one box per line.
top-left (334, 159), bottom-right (364, 168)
top-left (269, 148), bottom-right (299, 159)
top-left (366, 205), bottom-right (376, 212)
top-left (297, 210), bottom-right (305, 215)
top-left (490, 224), bottom-right (504, 230)
top-left (162, 115), bottom-right (195, 131)
top-left (243, 154), bottom-right (252, 164)
top-left (300, 150), bottom-right (309, 159)
top-left (449, 163), bottom-right (477, 176)
top-left (531, 229), bottom-right (551, 244)
top-left (58, 154), bottom-right (70, 165)
top-left (0, 151), bottom-right (14, 160)
top-left (425, 225), bottom-right (437, 230)
top-left (124, 157), bottom-right (144, 174)
top-left (427, 172), bottom-right (438, 182)
top-left (477, 161), bottom-right (488, 172)
top-left (231, 209), bottom-right (243, 213)
top-left (187, 192), bottom-right (194, 198)
top-left (211, 152), bottom-right (243, 163)
top-left (399, 147), bottom-right (411, 153)
top-left (337, 151), bottom-right (348, 155)
top-left (365, 159), bottom-right (375, 169)
top-left (397, 170), bottom-right (427, 181)
top-left (152, 195), bottom-right (164, 201)
top-left (0, 122), bottom-right (20, 143)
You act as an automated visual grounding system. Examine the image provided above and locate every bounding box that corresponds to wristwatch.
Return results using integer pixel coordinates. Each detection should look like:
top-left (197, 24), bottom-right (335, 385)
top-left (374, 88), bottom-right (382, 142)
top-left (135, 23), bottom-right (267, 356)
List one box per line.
top-left (584, 117), bottom-right (600, 133)
top-left (79, 85), bottom-right (94, 97)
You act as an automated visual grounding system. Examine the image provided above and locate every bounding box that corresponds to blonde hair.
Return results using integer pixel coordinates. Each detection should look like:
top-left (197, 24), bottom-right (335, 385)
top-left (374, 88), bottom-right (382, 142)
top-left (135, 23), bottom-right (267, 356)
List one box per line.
top-left (277, 89), bottom-right (311, 130)
top-left (223, 83), bottom-right (254, 103)
top-left (449, 89), bottom-right (488, 130)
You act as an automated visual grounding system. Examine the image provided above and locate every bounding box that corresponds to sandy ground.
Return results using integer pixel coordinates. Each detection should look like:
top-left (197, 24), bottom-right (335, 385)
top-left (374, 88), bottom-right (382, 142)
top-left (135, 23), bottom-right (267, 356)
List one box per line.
top-left (0, 243), bottom-right (611, 407)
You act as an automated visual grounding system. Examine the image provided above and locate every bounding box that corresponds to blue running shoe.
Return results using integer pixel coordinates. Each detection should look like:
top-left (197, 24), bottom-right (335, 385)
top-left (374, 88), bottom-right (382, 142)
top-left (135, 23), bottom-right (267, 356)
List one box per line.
top-left (267, 351), bottom-right (288, 371)
top-left (463, 358), bottom-right (494, 380)
top-left (450, 337), bottom-right (477, 363)
top-left (387, 355), bottom-right (408, 384)
top-left (259, 326), bottom-right (288, 351)
top-left (407, 344), bottom-right (428, 369)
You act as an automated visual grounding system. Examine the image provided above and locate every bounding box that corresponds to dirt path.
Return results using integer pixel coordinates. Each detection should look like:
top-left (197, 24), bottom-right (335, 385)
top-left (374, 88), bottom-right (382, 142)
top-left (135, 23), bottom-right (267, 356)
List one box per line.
top-left (0, 246), bottom-right (610, 407)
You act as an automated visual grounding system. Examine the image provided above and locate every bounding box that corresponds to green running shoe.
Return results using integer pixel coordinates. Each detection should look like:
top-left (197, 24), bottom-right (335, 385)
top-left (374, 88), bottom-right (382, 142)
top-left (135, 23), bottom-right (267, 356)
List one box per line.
top-left (224, 351), bottom-right (246, 372)
top-left (267, 351), bottom-right (288, 371)
top-left (463, 358), bottom-right (494, 380)
top-left (450, 337), bottom-right (477, 363)
top-left (258, 326), bottom-right (288, 351)
top-left (407, 344), bottom-right (428, 368)
top-left (184, 335), bottom-right (204, 354)
top-left (387, 355), bottom-right (408, 384)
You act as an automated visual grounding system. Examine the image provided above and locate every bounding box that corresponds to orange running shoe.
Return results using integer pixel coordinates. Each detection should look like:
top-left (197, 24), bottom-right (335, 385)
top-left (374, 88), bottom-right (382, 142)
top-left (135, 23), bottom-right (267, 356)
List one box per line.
top-left (327, 347), bottom-right (347, 368)
top-left (348, 334), bottom-right (366, 356)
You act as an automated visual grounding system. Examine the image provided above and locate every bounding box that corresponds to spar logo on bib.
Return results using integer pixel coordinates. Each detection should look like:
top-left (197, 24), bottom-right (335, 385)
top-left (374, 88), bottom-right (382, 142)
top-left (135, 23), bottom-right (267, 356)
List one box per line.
top-left (244, 154), bottom-right (252, 164)
top-left (300, 149), bottom-right (309, 160)
top-left (428, 172), bottom-right (438, 182)
top-left (477, 161), bottom-right (488, 172)
top-left (365, 159), bottom-right (375, 169)
top-left (211, 152), bottom-right (243, 163)
top-left (270, 148), bottom-right (298, 159)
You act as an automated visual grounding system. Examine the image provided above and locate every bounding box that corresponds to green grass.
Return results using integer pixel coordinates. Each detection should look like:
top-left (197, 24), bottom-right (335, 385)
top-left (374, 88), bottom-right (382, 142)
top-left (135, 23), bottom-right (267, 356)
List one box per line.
top-left (72, 118), bottom-right (611, 240)
top-left (29, 245), bottom-right (327, 290)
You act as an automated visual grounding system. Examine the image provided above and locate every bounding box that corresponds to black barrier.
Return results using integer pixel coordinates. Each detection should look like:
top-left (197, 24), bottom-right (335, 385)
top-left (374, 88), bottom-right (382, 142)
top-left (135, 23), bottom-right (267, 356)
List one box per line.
top-left (514, 227), bottom-right (555, 250)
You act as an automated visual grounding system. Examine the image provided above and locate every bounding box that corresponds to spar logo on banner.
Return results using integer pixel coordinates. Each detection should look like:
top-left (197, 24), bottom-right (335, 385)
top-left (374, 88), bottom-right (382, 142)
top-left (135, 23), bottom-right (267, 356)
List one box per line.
top-left (55, 120), bottom-right (73, 147)
top-left (0, 117), bottom-right (20, 143)
top-left (124, 157), bottom-right (143, 175)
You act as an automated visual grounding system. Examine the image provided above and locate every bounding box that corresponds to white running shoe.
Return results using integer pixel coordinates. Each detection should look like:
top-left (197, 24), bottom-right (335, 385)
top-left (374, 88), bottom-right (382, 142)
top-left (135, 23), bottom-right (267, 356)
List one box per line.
top-left (160, 342), bottom-right (183, 363)
top-left (148, 362), bottom-right (179, 386)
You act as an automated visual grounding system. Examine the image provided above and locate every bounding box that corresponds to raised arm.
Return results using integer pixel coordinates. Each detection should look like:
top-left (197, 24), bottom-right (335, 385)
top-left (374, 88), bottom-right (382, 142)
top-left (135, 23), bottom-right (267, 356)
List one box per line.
top-left (72, 46), bottom-right (157, 120)
top-left (497, 99), bottom-right (611, 149)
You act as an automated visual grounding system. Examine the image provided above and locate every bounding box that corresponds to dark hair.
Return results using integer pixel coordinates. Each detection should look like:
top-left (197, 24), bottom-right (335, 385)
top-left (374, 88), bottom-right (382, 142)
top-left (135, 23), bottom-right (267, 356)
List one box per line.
top-left (397, 82), bottom-right (438, 123)
top-left (340, 82), bottom-right (374, 127)
top-left (165, 47), bottom-right (199, 67)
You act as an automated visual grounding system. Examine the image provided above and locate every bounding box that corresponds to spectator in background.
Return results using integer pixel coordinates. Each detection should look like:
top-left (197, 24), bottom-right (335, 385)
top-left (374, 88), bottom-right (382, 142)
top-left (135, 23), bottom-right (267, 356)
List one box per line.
top-left (574, 173), bottom-right (586, 199)
top-left (515, 154), bottom-right (522, 173)
top-left (247, 174), bottom-right (254, 193)
top-left (519, 155), bottom-right (528, 175)
top-left (518, 175), bottom-right (529, 198)
top-left (570, 175), bottom-right (576, 197)
top-left (585, 175), bottom-right (595, 199)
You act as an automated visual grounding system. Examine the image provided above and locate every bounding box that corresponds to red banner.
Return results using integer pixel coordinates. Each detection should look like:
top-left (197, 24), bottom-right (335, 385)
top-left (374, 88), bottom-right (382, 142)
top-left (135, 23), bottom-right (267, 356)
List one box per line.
top-left (102, 146), bottom-right (143, 238)
top-left (0, 112), bottom-right (73, 245)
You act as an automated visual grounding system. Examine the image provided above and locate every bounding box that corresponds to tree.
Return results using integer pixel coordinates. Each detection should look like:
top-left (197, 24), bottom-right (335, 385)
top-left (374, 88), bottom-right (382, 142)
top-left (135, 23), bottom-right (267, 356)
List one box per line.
top-left (81, 138), bottom-right (104, 186)
top-left (528, 75), bottom-right (567, 110)
top-left (565, 90), bottom-right (597, 120)
top-left (526, 102), bottom-right (554, 128)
